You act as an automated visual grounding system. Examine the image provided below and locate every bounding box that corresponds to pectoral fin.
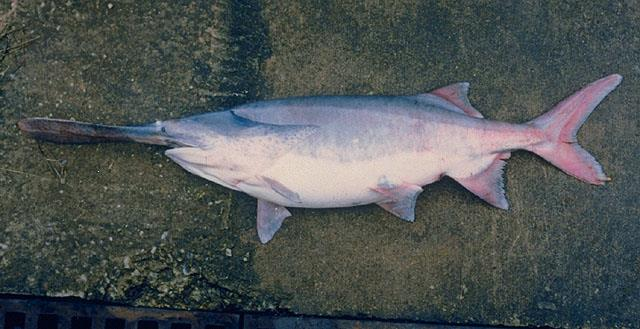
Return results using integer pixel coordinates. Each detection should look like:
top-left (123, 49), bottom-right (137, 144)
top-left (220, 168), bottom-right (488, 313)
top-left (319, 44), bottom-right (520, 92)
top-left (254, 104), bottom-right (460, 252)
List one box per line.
top-left (452, 154), bottom-right (510, 209)
top-left (260, 176), bottom-right (302, 203)
top-left (257, 199), bottom-right (291, 243)
top-left (372, 183), bottom-right (423, 222)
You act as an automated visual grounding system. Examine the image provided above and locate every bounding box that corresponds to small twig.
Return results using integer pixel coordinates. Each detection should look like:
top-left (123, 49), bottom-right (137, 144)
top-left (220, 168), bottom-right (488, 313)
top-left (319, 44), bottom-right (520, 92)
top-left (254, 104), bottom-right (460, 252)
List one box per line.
top-left (3, 36), bottom-right (40, 53)
top-left (37, 143), bottom-right (67, 184)
top-left (0, 167), bottom-right (51, 180)
top-left (0, 25), bottom-right (25, 36)
top-left (196, 89), bottom-right (247, 98)
top-left (0, 59), bottom-right (23, 80)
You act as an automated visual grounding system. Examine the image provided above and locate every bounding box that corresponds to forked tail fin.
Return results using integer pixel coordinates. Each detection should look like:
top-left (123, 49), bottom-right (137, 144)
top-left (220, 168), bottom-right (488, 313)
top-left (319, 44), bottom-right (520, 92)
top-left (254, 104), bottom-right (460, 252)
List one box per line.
top-left (17, 117), bottom-right (170, 146)
top-left (527, 74), bottom-right (622, 185)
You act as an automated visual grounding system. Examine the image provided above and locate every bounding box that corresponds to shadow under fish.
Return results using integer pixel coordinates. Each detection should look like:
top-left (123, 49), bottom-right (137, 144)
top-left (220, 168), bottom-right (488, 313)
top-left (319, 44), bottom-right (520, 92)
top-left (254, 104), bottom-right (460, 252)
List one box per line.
top-left (18, 74), bottom-right (623, 243)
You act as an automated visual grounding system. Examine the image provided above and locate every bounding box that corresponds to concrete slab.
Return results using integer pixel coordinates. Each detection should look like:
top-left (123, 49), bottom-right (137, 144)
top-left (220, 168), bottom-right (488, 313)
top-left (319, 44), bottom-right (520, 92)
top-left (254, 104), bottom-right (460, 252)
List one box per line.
top-left (0, 1), bottom-right (638, 328)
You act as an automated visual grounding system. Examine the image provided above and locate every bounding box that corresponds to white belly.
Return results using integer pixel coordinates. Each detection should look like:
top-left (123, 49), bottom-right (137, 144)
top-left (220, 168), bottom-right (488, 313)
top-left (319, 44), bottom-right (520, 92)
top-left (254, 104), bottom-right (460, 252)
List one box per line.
top-left (237, 150), bottom-right (451, 208)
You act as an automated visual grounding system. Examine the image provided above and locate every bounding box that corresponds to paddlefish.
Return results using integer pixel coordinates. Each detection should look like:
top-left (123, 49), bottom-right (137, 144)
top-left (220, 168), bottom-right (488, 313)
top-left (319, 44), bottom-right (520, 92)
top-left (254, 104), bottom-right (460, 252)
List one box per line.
top-left (18, 74), bottom-right (622, 243)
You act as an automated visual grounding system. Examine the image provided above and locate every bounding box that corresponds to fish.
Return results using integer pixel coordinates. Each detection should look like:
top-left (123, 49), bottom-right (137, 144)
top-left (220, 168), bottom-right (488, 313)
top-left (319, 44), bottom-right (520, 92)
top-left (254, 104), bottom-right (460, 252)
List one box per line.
top-left (18, 74), bottom-right (622, 243)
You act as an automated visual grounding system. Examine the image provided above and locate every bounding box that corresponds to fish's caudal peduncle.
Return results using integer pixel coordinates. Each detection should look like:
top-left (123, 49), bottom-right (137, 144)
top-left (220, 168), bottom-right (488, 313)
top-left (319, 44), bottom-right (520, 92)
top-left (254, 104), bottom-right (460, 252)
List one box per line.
top-left (472, 122), bottom-right (546, 154)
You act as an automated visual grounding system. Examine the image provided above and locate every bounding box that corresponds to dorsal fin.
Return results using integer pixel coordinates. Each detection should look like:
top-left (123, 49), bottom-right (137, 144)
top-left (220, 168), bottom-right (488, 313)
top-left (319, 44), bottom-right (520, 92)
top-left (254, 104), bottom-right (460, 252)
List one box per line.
top-left (429, 82), bottom-right (484, 118)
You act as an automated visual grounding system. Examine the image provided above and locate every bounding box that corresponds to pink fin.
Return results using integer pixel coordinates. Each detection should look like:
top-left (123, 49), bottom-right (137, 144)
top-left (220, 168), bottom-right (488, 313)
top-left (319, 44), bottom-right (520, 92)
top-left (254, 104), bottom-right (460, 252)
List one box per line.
top-left (453, 155), bottom-right (509, 210)
top-left (257, 199), bottom-right (291, 243)
top-left (527, 74), bottom-right (622, 184)
top-left (261, 176), bottom-right (302, 203)
top-left (430, 82), bottom-right (484, 118)
top-left (372, 183), bottom-right (423, 222)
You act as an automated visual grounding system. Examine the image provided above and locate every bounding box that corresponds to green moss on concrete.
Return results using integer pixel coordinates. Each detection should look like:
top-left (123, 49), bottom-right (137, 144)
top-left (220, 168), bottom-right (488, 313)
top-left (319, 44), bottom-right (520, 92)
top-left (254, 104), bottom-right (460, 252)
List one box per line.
top-left (0, 0), bottom-right (273, 311)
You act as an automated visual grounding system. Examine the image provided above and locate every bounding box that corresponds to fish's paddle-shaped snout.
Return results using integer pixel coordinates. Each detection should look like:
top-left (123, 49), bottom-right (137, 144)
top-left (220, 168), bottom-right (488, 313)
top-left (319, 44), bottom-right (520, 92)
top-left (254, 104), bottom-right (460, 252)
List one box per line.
top-left (17, 117), bottom-right (171, 146)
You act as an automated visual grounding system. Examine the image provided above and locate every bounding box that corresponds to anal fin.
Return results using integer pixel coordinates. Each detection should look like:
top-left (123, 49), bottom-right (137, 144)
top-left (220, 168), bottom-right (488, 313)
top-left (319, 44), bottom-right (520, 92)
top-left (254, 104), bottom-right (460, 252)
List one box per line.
top-left (372, 182), bottom-right (423, 222)
top-left (452, 154), bottom-right (510, 209)
top-left (257, 199), bottom-right (291, 243)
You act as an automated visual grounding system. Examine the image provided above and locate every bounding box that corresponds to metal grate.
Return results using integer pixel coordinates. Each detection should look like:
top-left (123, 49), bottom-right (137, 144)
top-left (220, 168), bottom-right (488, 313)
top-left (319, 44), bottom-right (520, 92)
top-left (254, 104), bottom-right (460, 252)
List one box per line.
top-left (0, 296), bottom-right (237, 329)
top-left (1, 295), bottom-right (508, 329)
